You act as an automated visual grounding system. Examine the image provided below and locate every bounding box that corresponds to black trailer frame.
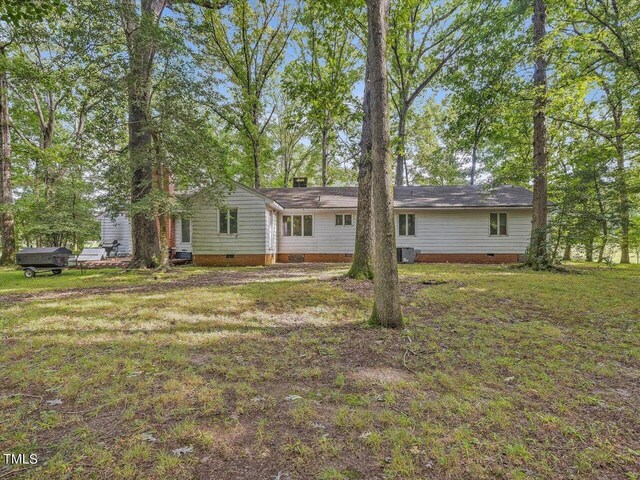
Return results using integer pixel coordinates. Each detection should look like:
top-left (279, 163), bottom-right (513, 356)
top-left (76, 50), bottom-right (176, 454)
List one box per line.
top-left (21, 266), bottom-right (63, 278)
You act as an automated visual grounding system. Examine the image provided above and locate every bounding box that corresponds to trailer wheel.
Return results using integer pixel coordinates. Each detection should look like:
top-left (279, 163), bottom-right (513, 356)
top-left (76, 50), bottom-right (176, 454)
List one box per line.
top-left (24, 268), bottom-right (36, 278)
top-left (52, 269), bottom-right (62, 275)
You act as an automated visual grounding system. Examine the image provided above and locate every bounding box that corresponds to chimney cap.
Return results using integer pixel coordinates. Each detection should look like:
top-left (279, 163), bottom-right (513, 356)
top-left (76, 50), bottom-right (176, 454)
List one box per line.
top-left (293, 177), bottom-right (308, 188)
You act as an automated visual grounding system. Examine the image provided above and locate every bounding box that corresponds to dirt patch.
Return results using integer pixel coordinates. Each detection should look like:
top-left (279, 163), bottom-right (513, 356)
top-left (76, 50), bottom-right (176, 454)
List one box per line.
top-left (331, 276), bottom-right (448, 299)
top-left (0, 263), bottom-right (344, 305)
top-left (349, 367), bottom-right (412, 384)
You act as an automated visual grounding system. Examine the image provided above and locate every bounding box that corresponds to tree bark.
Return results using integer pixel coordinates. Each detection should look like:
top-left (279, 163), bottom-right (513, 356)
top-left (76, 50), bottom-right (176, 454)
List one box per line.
top-left (153, 131), bottom-right (171, 268)
top-left (585, 238), bottom-right (594, 262)
top-left (597, 238), bottom-right (607, 263)
top-left (594, 175), bottom-right (608, 263)
top-left (563, 243), bottom-right (571, 261)
top-left (470, 119), bottom-right (482, 185)
top-left (251, 99), bottom-right (262, 188)
top-left (470, 140), bottom-right (478, 186)
top-left (0, 46), bottom-right (15, 265)
top-left (122, 0), bottom-right (164, 268)
top-left (283, 161), bottom-right (290, 187)
top-left (552, 225), bottom-right (562, 260)
top-left (347, 61), bottom-right (374, 280)
top-left (527, 0), bottom-right (549, 269)
top-left (611, 100), bottom-right (630, 263)
top-left (394, 110), bottom-right (406, 186)
top-left (367, 0), bottom-right (402, 328)
top-left (252, 137), bottom-right (261, 188)
top-left (321, 127), bottom-right (329, 187)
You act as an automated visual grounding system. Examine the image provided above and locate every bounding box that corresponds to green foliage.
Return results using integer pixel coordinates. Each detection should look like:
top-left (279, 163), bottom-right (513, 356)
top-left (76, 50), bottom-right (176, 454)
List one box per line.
top-left (407, 101), bottom-right (467, 185)
top-left (14, 176), bottom-right (98, 249)
top-left (281, 0), bottom-right (362, 185)
top-left (0, 0), bottom-right (638, 265)
top-left (197, 0), bottom-right (295, 187)
top-left (0, 0), bottom-right (66, 24)
top-left (2, 0), bottom-right (124, 250)
top-left (525, 225), bottom-right (556, 270)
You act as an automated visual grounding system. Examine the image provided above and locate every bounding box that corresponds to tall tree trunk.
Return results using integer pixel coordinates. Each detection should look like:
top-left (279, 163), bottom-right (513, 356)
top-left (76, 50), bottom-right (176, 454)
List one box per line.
top-left (122, 0), bottom-right (164, 268)
top-left (129, 81), bottom-right (160, 267)
top-left (552, 225), bottom-right (563, 260)
top-left (153, 131), bottom-right (171, 269)
top-left (585, 238), bottom-right (594, 262)
top-left (470, 140), bottom-right (478, 186)
top-left (394, 110), bottom-right (406, 186)
top-left (252, 137), bottom-right (261, 188)
top-left (0, 46), bottom-right (15, 265)
top-left (250, 96), bottom-right (262, 187)
top-left (597, 238), bottom-right (607, 263)
top-left (321, 127), bottom-right (329, 187)
top-left (594, 176), bottom-right (608, 263)
top-left (611, 101), bottom-right (630, 264)
top-left (527, 0), bottom-right (549, 269)
top-left (563, 243), bottom-right (571, 261)
top-left (470, 120), bottom-right (482, 185)
top-left (404, 156), bottom-right (409, 185)
top-left (283, 161), bottom-right (290, 187)
top-left (347, 61), bottom-right (374, 280)
top-left (367, 0), bottom-right (402, 328)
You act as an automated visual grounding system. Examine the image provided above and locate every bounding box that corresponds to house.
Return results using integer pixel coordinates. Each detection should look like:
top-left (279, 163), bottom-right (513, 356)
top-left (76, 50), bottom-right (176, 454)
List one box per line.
top-left (97, 213), bottom-right (192, 258)
top-left (98, 182), bottom-right (535, 265)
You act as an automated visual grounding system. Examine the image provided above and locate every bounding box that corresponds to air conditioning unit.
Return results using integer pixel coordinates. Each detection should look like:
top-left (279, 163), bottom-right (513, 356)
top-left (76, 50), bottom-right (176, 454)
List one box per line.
top-left (397, 247), bottom-right (417, 264)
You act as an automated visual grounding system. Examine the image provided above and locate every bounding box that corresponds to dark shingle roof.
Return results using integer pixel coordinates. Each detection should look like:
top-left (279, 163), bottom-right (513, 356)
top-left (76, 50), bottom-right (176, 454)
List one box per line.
top-left (258, 185), bottom-right (534, 209)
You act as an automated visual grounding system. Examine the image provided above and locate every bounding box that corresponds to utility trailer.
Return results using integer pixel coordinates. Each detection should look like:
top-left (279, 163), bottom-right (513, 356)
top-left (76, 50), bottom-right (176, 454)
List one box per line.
top-left (16, 247), bottom-right (73, 278)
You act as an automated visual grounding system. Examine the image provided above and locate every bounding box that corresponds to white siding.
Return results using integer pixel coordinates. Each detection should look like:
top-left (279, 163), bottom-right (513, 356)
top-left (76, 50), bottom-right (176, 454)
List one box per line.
top-left (395, 209), bottom-right (532, 254)
top-left (278, 208), bottom-right (532, 255)
top-left (99, 214), bottom-right (132, 254)
top-left (175, 218), bottom-right (193, 253)
top-left (192, 186), bottom-right (269, 255)
top-left (279, 209), bottom-right (357, 254)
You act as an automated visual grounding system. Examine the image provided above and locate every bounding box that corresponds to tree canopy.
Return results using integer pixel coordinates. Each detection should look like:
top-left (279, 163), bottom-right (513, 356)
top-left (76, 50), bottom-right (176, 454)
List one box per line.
top-left (0, 0), bottom-right (636, 265)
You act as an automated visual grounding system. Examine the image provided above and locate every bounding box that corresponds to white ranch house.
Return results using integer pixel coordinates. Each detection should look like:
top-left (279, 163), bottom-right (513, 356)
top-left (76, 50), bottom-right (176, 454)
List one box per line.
top-left (99, 183), bottom-right (535, 266)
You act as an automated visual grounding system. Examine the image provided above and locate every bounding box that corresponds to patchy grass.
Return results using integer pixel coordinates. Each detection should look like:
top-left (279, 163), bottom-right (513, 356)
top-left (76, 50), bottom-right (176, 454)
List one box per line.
top-left (0, 267), bottom-right (213, 295)
top-left (0, 263), bottom-right (638, 479)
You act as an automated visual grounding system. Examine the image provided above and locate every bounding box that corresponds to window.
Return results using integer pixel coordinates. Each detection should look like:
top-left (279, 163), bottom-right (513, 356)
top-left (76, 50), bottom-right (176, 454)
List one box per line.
top-left (181, 219), bottom-right (191, 243)
top-left (490, 212), bottom-right (507, 236)
top-left (219, 208), bottom-right (238, 234)
top-left (335, 214), bottom-right (354, 226)
top-left (283, 215), bottom-right (292, 236)
top-left (283, 215), bottom-right (312, 236)
top-left (398, 213), bottom-right (416, 236)
top-left (304, 215), bottom-right (313, 236)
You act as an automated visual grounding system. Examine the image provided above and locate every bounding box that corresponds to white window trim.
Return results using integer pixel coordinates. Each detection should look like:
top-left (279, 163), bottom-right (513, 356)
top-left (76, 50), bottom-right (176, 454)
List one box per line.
top-left (282, 214), bottom-right (314, 237)
top-left (489, 212), bottom-right (508, 237)
top-left (180, 218), bottom-right (192, 244)
top-left (397, 213), bottom-right (416, 237)
top-left (335, 213), bottom-right (355, 227)
top-left (267, 210), bottom-right (277, 249)
top-left (217, 207), bottom-right (239, 235)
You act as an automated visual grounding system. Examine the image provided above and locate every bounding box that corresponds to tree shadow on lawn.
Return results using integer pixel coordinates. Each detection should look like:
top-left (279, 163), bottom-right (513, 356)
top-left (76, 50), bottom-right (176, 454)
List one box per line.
top-left (1, 266), bottom-right (639, 479)
top-left (0, 264), bottom-right (349, 306)
top-left (2, 319), bottom-right (416, 478)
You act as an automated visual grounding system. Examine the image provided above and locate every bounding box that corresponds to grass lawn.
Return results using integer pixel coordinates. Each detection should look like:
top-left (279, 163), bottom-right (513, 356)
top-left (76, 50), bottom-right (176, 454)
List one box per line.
top-left (0, 263), bottom-right (638, 479)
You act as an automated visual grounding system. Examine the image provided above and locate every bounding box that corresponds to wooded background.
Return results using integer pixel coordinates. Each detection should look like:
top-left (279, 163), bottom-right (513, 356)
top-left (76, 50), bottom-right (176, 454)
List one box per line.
top-left (0, 0), bottom-right (638, 265)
